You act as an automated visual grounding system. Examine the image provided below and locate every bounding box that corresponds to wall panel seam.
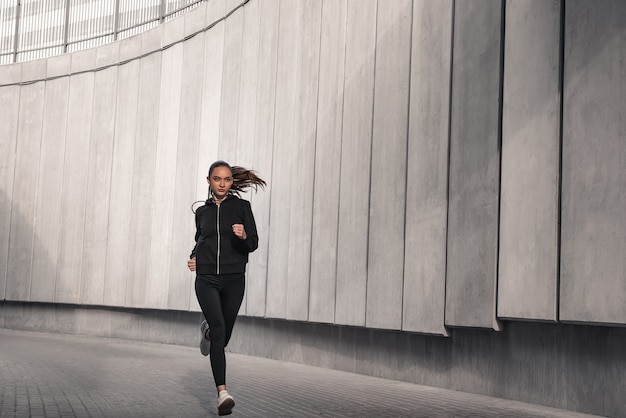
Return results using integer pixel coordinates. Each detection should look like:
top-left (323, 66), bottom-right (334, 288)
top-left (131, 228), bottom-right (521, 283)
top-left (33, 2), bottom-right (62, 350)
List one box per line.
top-left (555, 0), bottom-right (565, 322)
top-left (400, 0), bottom-right (414, 331)
top-left (332, 0), bottom-right (348, 326)
top-left (443, 0), bottom-right (455, 329)
top-left (364, 0), bottom-right (379, 328)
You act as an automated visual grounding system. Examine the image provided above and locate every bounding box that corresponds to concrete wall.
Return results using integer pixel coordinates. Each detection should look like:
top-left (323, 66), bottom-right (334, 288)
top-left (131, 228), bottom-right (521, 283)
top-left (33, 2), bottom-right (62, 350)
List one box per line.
top-left (1, 1), bottom-right (625, 414)
top-left (560, 0), bottom-right (626, 325)
top-left (498, 0), bottom-right (561, 321)
top-left (2, 0), bottom-right (626, 331)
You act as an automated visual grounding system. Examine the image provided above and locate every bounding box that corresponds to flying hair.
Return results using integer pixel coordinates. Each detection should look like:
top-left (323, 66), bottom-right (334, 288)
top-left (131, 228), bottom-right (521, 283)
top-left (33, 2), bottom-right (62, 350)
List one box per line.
top-left (193, 161), bottom-right (266, 213)
top-left (208, 160), bottom-right (266, 196)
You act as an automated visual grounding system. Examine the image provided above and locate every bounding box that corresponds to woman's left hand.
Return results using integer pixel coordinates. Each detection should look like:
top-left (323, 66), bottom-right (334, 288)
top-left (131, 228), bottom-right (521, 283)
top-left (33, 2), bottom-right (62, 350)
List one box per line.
top-left (232, 224), bottom-right (247, 240)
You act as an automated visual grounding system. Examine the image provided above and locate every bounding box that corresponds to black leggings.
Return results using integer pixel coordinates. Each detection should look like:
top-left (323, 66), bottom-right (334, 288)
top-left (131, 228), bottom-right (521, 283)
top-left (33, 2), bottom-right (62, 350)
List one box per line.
top-left (195, 273), bottom-right (245, 387)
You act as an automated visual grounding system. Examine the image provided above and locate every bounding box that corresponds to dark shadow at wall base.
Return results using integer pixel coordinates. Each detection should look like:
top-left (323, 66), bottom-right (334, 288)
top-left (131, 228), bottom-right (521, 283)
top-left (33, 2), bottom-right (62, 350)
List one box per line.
top-left (1, 300), bottom-right (623, 417)
top-left (231, 316), bottom-right (625, 418)
top-left (0, 300), bottom-right (203, 347)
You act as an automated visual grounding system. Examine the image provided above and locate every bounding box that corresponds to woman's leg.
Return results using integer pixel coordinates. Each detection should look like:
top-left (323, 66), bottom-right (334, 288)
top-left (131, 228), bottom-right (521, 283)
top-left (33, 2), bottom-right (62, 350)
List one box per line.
top-left (195, 273), bottom-right (245, 390)
top-left (214, 273), bottom-right (245, 394)
top-left (195, 275), bottom-right (227, 387)
top-left (221, 273), bottom-right (246, 348)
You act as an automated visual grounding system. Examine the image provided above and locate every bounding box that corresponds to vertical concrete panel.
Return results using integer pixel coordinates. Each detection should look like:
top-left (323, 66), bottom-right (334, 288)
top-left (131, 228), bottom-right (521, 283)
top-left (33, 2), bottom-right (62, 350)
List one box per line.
top-left (236, 0), bottom-right (260, 316)
top-left (30, 55), bottom-right (70, 302)
top-left (0, 62), bottom-right (21, 86)
top-left (561, 1), bottom-right (626, 325)
top-left (218, 0), bottom-right (243, 162)
top-left (197, 0), bottom-right (226, 200)
top-left (146, 19), bottom-right (184, 309)
top-left (168, 22), bottom-right (204, 311)
top-left (191, 1), bottom-right (226, 312)
top-left (402, 0), bottom-right (452, 335)
top-left (265, 0), bottom-right (300, 319)
top-left (309, 0), bottom-right (346, 324)
top-left (286, 0), bottom-right (322, 321)
top-left (498, 0), bottom-right (561, 321)
top-left (247, 0), bottom-right (279, 317)
top-left (235, 0), bottom-right (259, 169)
top-left (82, 43), bottom-right (119, 305)
top-left (104, 36), bottom-right (140, 306)
top-left (126, 28), bottom-right (162, 307)
top-left (446, 0), bottom-right (502, 329)
top-left (184, 0), bottom-right (206, 37)
top-left (366, 0), bottom-right (412, 330)
top-left (56, 49), bottom-right (96, 304)
top-left (7, 63), bottom-right (46, 302)
top-left (6, 62), bottom-right (45, 301)
top-left (0, 64), bottom-right (22, 301)
top-left (335, 0), bottom-right (376, 327)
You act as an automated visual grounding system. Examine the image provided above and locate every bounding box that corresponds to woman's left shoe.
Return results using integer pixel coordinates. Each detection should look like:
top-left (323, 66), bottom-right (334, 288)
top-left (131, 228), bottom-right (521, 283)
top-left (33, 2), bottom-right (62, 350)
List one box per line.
top-left (217, 390), bottom-right (235, 416)
top-left (199, 320), bottom-right (210, 356)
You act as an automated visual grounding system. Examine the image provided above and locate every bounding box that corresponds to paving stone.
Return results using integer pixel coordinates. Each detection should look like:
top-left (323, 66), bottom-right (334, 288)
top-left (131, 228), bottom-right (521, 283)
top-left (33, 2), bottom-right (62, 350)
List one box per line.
top-left (0, 329), bottom-right (601, 418)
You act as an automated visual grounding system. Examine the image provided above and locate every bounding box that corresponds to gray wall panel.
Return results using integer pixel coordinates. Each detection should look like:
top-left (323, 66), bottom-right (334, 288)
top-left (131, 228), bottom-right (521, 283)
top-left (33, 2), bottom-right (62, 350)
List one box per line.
top-left (55, 50), bottom-right (96, 304)
top-left (247, 0), bottom-right (279, 317)
top-left (125, 45), bottom-right (161, 307)
top-left (0, 64), bottom-right (22, 301)
top-left (265, 0), bottom-right (300, 319)
top-left (0, 63), bottom-right (21, 85)
top-left (146, 27), bottom-right (184, 309)
top-left (498, 0), bottom-right (561, 321)
top-left (335, 0), bottom-right (376, 327)
top-left (30, 55), bottom-right (71, 302)
top-left (217, 0), bottom-right (243, 162)
top-left (142, 23), bottom-right (163, 54)
top-left (168, 27), bottom-right (204, 311)
top-left (402, 0), bottom-right (452, 335)
top-left (309, 0), bottom-right (346, 324)
top-left (286, 0), bottom-right (322, 321)
top-left (184, 1), bottom-right (206, 36)
top-left (191, 0), bottom-right (227, 313)
top-left (103, 36), bottom-right (140, 307)
top-left (236, 0), bottom-right (260, 316)
top-left (445, 0), bottom-right (502, 329)
top-left (81, 45), bottom-right (119, 305)
top-left (235, 0), bottom-right (259, 170)
top-left (366, 0), bottom-right (412, 330)
top-left (6, 62), bottom-right (45, 301)
top-left (561, 1), bottom-right (626, 325)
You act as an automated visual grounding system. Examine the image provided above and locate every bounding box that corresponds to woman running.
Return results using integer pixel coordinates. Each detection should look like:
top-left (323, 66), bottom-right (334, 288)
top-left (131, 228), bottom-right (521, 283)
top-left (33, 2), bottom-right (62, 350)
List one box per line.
top-left (187, 160), bottom-right (265, 416)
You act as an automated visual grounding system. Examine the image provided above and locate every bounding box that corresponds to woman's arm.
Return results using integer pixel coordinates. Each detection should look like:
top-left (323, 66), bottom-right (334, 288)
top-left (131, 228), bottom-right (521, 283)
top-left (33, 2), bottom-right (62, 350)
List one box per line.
top-left (233, 200), bottom-right (258, 253)
top-left (190, 209), bottom-right (201, 259)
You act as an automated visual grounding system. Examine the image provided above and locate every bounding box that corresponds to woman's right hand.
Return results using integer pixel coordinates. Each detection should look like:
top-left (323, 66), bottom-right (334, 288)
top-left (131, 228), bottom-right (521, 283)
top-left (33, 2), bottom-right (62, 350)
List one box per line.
top-left (187, 257), bottom-right (196, 272)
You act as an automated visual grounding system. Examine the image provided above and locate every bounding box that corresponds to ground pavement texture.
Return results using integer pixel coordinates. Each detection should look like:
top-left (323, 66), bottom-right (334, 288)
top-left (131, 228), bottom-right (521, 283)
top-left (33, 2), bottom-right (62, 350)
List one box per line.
top-left (0, 329), bottom-right (603, 418)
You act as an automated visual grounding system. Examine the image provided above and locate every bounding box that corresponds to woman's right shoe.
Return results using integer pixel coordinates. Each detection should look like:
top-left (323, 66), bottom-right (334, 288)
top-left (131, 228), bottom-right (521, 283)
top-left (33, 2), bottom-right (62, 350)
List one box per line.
top-left (217, 390), bottom-right (235, 416)
top-left (199, 320), bottom-right (210, 356)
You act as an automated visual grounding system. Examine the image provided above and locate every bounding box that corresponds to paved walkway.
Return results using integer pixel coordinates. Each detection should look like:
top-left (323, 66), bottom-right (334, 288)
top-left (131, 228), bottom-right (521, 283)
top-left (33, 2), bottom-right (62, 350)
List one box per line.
top-left (0, 329), bottom-right (602, 418)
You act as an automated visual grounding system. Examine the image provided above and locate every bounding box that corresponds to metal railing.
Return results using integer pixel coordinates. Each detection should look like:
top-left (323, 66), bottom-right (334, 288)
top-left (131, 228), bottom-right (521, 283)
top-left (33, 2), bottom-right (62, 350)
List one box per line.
top-left (0, 0), bottom-right (205, 64)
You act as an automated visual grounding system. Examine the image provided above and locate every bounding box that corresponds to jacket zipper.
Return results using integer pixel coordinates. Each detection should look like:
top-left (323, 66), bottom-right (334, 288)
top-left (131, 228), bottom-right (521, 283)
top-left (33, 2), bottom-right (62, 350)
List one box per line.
top-left (216, 204), bottom-right (221, 274)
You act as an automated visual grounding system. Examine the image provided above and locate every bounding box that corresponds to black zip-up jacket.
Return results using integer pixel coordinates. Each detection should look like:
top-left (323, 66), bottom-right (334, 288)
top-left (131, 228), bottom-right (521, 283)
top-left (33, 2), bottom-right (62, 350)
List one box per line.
top-left (190, 195), bottom-right (258, 275)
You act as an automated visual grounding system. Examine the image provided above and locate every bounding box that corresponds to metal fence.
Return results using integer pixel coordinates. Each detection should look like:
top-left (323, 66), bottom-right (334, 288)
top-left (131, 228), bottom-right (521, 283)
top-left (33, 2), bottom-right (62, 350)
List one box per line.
top-left (0, 0), bottom-right (205, 64)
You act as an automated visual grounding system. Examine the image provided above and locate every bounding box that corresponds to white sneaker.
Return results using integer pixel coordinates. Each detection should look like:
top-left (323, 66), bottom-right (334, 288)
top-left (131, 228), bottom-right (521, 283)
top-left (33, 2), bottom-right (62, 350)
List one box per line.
top-left (217, 390), bottom-right (235, 416)
top-left (199, 320), bottom-right (210, 356)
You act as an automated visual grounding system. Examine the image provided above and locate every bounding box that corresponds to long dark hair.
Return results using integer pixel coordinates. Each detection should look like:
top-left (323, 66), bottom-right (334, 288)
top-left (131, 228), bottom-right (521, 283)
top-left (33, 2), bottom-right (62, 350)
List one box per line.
top-left (208, 160), bottom-right (266, 196)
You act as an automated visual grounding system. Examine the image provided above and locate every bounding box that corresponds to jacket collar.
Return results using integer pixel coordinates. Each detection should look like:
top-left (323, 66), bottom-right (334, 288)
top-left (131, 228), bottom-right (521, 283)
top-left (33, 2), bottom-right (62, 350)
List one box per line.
top-left (205, 193), bottom-right (237, 207)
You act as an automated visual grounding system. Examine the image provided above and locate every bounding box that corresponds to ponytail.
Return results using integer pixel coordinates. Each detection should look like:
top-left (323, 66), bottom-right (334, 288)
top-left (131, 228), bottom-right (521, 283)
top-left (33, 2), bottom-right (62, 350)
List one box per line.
top-left (208, 160), bottom-right (266, 196)
top-left (230, 165), bottom-right (266, 194)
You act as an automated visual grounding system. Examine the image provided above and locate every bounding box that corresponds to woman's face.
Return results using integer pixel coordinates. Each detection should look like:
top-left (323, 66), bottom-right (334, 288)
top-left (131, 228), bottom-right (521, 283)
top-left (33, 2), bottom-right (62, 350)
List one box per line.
top-left (207, 166), bottom-right (233, 200)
